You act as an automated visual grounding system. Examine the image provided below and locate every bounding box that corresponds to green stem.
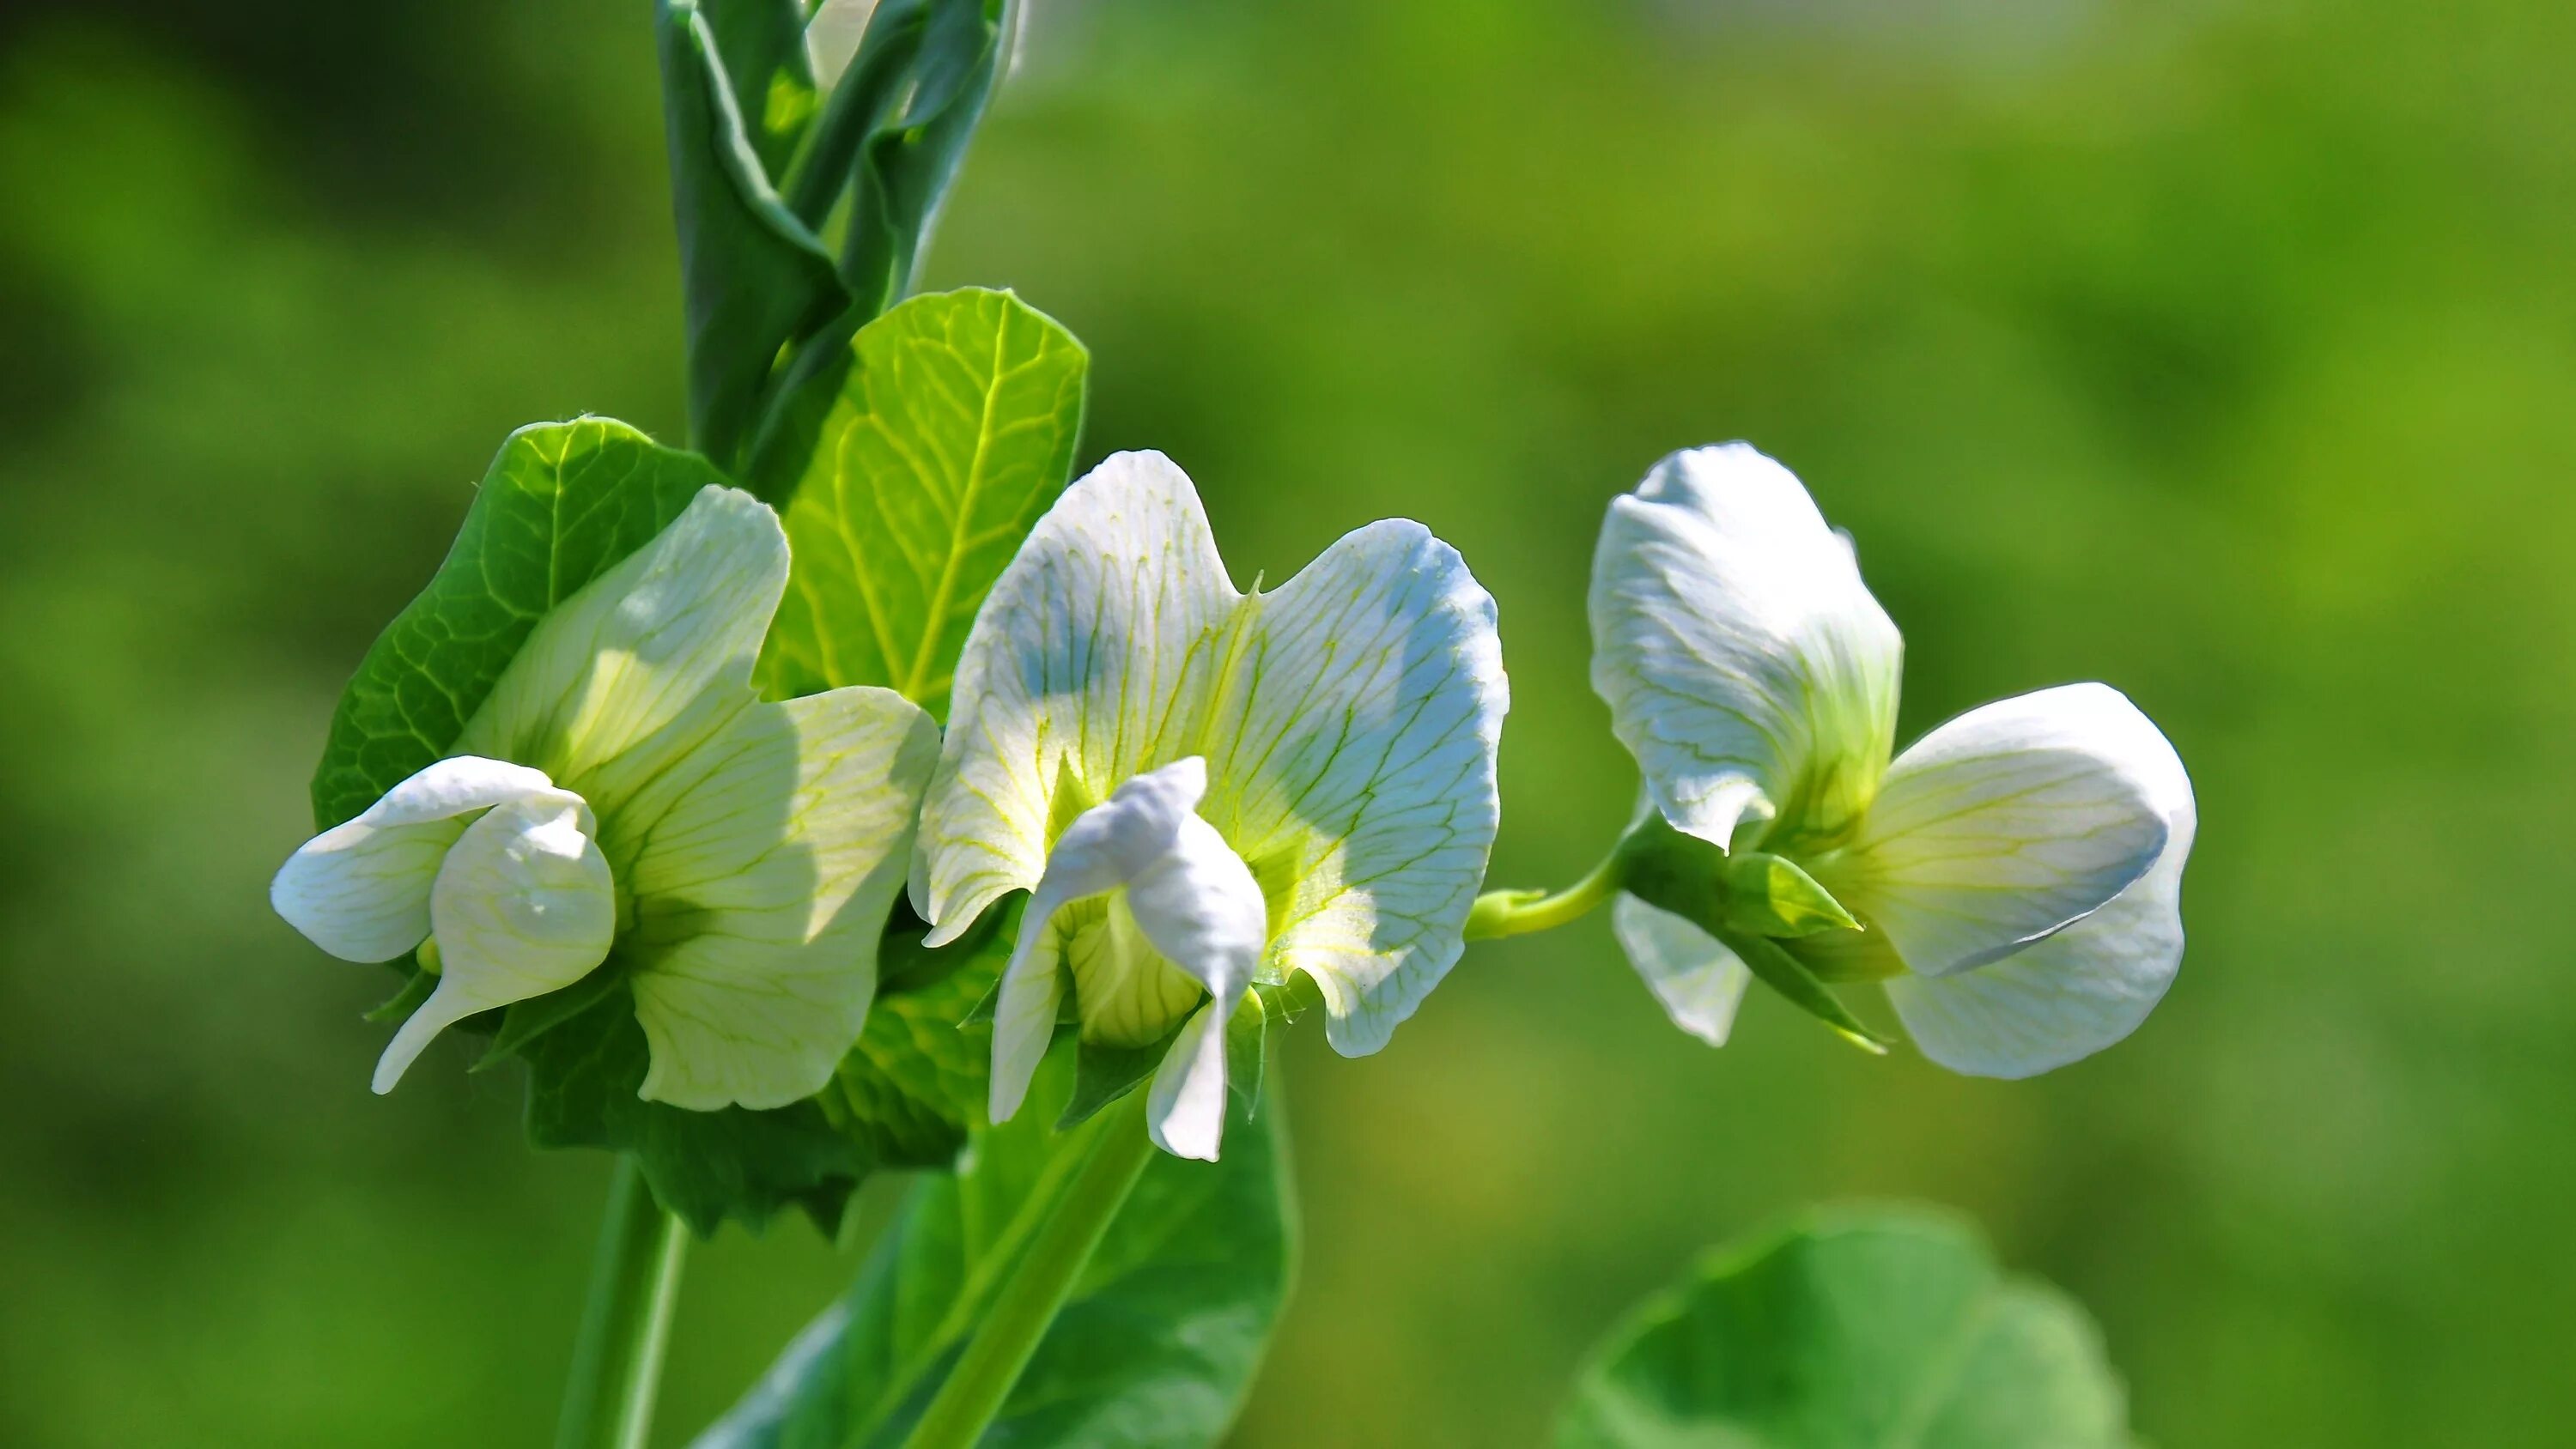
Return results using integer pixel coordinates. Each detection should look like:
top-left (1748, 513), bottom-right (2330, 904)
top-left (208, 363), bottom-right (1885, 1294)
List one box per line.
top-left (1464, 851), bottom-right (1624, 940)
top-left (899, 1090), bottom-right (1157, 1449)
top-left (555, 1157), bottom-right (691, 1449)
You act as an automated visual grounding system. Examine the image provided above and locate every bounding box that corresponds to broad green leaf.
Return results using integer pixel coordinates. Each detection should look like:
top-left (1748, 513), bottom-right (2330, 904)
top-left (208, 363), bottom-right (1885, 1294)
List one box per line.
top-left (1558, 1206), bottom-right (2133, 1449)
top-left (756, 288), bottom-right (1088, 718)
top-left (309, 418), bottom-right (725, 829)
top-left (656, 0), bottom-right (848, 470)
top-left (692, 1045), bottom-right (1296, 1449)
top-left (818, 907), bottom-right (1011, 1167)
top-left (507, 911), bottom-right (1012, 1238)
top-left (520, 980), bottom-right (872, 1238)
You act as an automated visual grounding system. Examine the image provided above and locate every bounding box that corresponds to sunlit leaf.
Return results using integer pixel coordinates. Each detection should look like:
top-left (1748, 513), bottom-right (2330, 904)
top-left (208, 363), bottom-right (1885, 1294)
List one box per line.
top-left (818, 906), bottom-right (1011, 1167)
top-left (1558, 1206), bottom-right (2133, 1449)
top-left (756, 288), bottom-right (1087, 718)
top-left (520, 980), bottom-right (871, 1237)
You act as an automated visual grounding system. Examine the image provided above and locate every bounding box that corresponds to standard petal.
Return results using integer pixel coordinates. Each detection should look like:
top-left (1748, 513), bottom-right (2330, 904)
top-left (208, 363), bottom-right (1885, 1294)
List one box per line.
top-left (453, 484), bottom-right (787, 819)
top-left (375, 790), bottom-right (615, 1091)
top-left (618, 685), bottom-right (939, 1111)
top-left (914, 452), bottom-right (1240, 947)
top-left (1887, 694), bottom-right (2195, 1077)
top-left (271, 755), bottom-right (561, 962)
top-left (1199, 518), bottom-right (1509, 1057)
top-left (1808, 683), bottom-right (2171, 979)
top-left (1145, 1003), bottom-right (1230, 1161)
top-left (1610, 892), bottom-right (1753, 1047)
top-left (1588, 445), bottom-right (1902, 852)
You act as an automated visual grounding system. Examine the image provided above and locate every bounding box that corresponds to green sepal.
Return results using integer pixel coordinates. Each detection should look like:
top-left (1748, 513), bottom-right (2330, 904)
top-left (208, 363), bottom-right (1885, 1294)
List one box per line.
top-left (362, 967), bottom-right (434, 1025)
top-left (1619, 815), bottom-right (1892, 1053)
top-left (1056, 978), bottom-right (1302, 1131)
top-left (1727, 931), bottom-right (1894, 1055)
top-left (474, 964), bottom-right (629, 1071)
top-left (1057, 1031), bottom-right (1171, 1131)
top-left (1721, 851), bottom-right (1861, 938)
top-left (1224, 991), bottom-right (1267, 1116)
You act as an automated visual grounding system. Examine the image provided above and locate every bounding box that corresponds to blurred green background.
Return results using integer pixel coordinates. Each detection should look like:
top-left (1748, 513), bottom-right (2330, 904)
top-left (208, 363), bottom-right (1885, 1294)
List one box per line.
top-left (3, 0), bottom-right (2569, 1443)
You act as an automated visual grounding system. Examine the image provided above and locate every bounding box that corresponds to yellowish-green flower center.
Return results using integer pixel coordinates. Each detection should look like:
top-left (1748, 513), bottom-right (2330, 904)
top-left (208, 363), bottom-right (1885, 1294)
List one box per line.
top-left (1051, 893), bottom-right (1208, 1046)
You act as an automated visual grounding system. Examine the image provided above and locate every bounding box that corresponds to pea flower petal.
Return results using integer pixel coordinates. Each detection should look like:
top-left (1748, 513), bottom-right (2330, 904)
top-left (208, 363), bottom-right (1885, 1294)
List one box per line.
top-left (1589, 445), bottom-right (2195, 1076)
top-left (1201, 516), bottom-right (1510, 1054)
top-left (1884, 692), bottom-right (2195, 1077)
top-left (270, 755), bottom-right (562, 963)
top-left (1806, 684), bottom-right (2171, 979)
top-left (619, 688), bottom-right (940, 1111)
top-left (453, 483), bottom-right (787, 819)
top-left (280, 483), bottom-right (937, 1109)
top-left (914, 451), bottom-right (1237, 949)
top-left (1588, 444), bottom-right (1902, 851)
top-left (987, 758), bottom-right (1267, 1159)
top-left (1609, 893), bottom-right (1753, 1047)
top-left (377, 787), bottom-right (616, 1092)
top-left (919, 451), bottom-right (1508, 1157)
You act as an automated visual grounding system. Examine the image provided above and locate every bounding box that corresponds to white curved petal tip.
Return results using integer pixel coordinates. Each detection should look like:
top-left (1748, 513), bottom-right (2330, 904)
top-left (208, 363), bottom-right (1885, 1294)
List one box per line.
top-left (1610, 893), bottom-right (1752, 1047)
top-left (1145, 1004), bottom-right (1230, 1161)
top-left (1815, 682), bottom-right (2174, 979)
top-left (270, 755), bottom-right (562, 963)
top-left (1589, 444), bottom-right (1901, 852)
top-left (1887, 689), bottom-right (2194, 1077)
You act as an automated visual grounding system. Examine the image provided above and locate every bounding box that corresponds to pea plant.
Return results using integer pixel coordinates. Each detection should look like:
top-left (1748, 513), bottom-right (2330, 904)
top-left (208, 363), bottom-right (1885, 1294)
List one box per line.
top-left (269, 3), bottom-right (2194, 1446)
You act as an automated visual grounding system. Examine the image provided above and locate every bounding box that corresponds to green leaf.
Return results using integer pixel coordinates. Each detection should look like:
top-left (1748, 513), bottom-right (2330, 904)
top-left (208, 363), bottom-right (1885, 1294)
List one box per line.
top-left (1558, 1206), bottom-right (2134, 1449)
top-left (656, 0), bottom-right (849, 470)
top-left (818, 916), bottom-right (1009, 1167)
top-left (781, 0), bottom-right (1016, 321)
top-left (692, 1046), bottom-right (1297, 1449)
top-left (520, 980), bottom-right (874, 1238)
top-left (704, 0), bottom-right (820, 179)
top-left (755, 288), bottom-right (1088, 719)
top-left (308, 418), bottom-right (726, 829)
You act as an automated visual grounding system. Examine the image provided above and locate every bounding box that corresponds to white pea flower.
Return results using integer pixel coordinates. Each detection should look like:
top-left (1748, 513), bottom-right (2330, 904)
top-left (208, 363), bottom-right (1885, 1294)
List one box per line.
top-left (1589, 444), bottom-right (2194, 1076)
top-left (913, 451), bottom-right (1510, 1160)
top-left (272, 487), bottom-right (939, 1109)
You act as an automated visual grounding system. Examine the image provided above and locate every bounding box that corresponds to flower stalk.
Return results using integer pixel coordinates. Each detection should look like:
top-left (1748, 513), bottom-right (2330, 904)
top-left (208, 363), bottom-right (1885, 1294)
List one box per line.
top-left (898, 1090), bottom-right (1157, 1449)
top-left (555, 1158), bottom-right (690, 1449)
top-left (1463, 852), bottom-right (1624, 941)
